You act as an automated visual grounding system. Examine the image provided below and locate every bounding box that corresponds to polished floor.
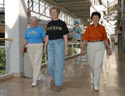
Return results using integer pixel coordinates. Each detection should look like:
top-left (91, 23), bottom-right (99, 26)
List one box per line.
top-left (0, 46), bottom-right (125, 96)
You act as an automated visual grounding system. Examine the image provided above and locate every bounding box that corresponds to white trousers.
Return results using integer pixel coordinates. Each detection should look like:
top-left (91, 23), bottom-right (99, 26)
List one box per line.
top-left (87, 42), bottom-right (105, 86)
top-left (27, 43), bottom-right (43, 82)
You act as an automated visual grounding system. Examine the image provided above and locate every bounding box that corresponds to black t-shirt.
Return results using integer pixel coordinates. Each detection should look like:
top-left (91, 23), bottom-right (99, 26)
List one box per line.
top-left (46, 19), bottom-right (69, 40)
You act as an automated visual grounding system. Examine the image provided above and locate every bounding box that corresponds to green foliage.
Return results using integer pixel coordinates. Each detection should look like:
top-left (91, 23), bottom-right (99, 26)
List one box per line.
top-left (0, 48), bottom-right (6, 75)
top-left (68, 46), bottom-right (77, 56)
top-left (42, 53), bottom-right (47, 63)
top-left (68, 46), bottom-right (72, 56)
top-left (42, 53), bottom-right (45, 63)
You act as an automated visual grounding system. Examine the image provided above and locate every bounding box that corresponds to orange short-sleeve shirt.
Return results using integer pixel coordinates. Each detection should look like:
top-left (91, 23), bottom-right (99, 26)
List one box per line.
top-left (82, 24), bottom-right (108, 41)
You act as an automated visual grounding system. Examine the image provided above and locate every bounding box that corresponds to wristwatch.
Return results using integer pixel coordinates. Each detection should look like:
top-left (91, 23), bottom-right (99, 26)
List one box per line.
top-left (107, 47), bottom-right (110, 50)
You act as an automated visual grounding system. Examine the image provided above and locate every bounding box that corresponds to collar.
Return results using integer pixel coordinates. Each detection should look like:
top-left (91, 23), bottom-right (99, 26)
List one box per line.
top-left (31, 26), bottom-right (37, 29)
top-left (91, 24), bottom-right (101, 28)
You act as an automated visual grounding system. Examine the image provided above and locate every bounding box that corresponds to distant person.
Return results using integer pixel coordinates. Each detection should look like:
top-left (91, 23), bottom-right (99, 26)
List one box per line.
top-left (21, 16), bottom-right (46, 87)
top-left (73, 21), bottom-right (82, 41)
top-left (44, 6), bottom-right (69, 92)
top-left (73, 21), bottom-right (81, 34)
top-left (81, 12), bottom-right (112, 91)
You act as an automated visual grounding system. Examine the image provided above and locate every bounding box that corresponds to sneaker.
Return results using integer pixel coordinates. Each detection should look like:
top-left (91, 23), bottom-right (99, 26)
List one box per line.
top-left (32, 82), bottom-right (37, 87)
top-left (37, 74), bottom-right (45, 81)
top-left (50, 79), bottom-right (55, 87)
top-left (56, 86), bottom-right (61, 92)
top-left (94, 85), bottom-right (99, 91)
top-left (37, 75), bottom-right (42, 81)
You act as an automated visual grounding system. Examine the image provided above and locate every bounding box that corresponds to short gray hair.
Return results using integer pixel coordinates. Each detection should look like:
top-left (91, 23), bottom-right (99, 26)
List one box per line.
top-left (30, 16), bottom-right (38, 22)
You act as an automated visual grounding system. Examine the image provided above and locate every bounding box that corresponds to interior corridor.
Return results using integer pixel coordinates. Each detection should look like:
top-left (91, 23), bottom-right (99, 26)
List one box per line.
top-left (0, 45), bottom-right (125, 96)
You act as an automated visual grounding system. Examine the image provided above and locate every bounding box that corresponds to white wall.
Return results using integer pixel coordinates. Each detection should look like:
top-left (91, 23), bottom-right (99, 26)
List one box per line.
top-left (5, 0), bottom-right (27, 74)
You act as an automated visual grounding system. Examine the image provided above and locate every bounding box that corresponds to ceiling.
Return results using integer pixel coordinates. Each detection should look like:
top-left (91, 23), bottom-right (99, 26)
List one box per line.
top-left (43, 0), bottom-right (91, 26)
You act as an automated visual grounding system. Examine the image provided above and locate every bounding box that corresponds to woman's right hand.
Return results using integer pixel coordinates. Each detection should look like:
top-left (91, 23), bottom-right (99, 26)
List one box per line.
top-left (44, 47), bottom-right (47, 54)
top-left (81, 48), bottom-right (84, 55)
top-left (21, 48), bottom-right (24, 55)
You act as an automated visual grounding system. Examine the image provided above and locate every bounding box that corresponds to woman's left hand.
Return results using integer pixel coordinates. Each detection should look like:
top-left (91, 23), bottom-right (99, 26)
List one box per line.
top-left (107, 49), bottom-right (112, 55)
top-left (65, 49), bottom-right (68, 56)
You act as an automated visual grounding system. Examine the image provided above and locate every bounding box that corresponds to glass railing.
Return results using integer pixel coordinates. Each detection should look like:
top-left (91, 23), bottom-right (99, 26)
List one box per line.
top-left (0, 0), bottom-right (5, 10)
top-left (23, 41), bottom-right (87, 77)
top-left (0, 4), bottom-right (5, 10)
top-left (41, 42), bottom-right (86, 64)
top-left (0, 45), bottom-right (8, 75)
top-left (0, 38), bottom-right (13, 75)
top-left (0, 38), bottom-right (86, 76)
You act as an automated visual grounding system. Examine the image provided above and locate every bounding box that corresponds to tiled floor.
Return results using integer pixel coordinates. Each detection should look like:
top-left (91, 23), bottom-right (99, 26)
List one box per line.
top-left (0, 46), bottom-right (125, 96)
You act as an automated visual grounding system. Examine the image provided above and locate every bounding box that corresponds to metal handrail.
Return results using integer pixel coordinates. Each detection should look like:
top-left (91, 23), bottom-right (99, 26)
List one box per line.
top-left (0, 46), bottom-right (9, 48)
top-left (0, 38), bottom-right (13, 41)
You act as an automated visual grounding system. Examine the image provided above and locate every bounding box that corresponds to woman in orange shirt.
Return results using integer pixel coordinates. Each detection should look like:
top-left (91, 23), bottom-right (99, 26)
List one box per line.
top-left (81, 12), bottom-right (112, 91)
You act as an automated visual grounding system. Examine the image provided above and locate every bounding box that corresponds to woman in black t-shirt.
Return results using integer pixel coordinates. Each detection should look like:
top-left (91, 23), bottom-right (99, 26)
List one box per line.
top-left (44, 6), bottom-right (69, 92)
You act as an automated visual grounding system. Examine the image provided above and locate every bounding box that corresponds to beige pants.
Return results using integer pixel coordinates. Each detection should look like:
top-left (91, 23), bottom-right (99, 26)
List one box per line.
top-left (27, 43), bottom-right (43, 82)
top-left (87, 42), bottom-right (105, 86)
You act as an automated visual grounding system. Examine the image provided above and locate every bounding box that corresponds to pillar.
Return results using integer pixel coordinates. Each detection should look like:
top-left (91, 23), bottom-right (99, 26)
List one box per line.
top-left (5, 0), bottom-right (27, 76)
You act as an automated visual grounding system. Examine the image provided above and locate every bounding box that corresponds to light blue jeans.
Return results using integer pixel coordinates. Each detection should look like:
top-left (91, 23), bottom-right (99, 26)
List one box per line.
top-left (47, 39), bottom-right (65, 86)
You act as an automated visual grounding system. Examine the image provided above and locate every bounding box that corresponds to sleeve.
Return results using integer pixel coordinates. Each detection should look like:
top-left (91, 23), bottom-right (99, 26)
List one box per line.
top-left (82, 26), bottom-right (89, 40)
top-left (62, 22), bottom-right (69, 35)
top-left (40, 28), bottom-right (46, 38)
top-left (46, 23), bottom-right (50, 35)
top-left (102, 26), bottom-right (108, 40)
top-left (24, 29), bottom-right (28, 40)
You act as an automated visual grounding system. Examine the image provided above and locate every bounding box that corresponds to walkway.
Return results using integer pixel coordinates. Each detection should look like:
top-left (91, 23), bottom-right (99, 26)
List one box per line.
top-left (0, 46), bottom-right (125, 96)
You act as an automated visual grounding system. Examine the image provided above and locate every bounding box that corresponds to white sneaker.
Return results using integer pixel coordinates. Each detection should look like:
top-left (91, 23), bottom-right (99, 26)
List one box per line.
top-left (37, 75), bottom-right (42, 81)
top-left (94, 85), bottom-right (99, 91)
top-left (32, 82), bottom-right (37, 87)
top-left (37, 74), bottom-right (45, 81)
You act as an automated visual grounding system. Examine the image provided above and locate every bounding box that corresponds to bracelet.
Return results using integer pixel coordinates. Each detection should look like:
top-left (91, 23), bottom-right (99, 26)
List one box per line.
top-left (106, 47), bottom-right (110, 50)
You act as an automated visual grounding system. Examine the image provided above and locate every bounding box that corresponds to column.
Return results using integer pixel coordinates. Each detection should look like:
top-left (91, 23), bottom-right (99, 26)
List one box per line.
top-left (5, 0), bottom-right (27, 75)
